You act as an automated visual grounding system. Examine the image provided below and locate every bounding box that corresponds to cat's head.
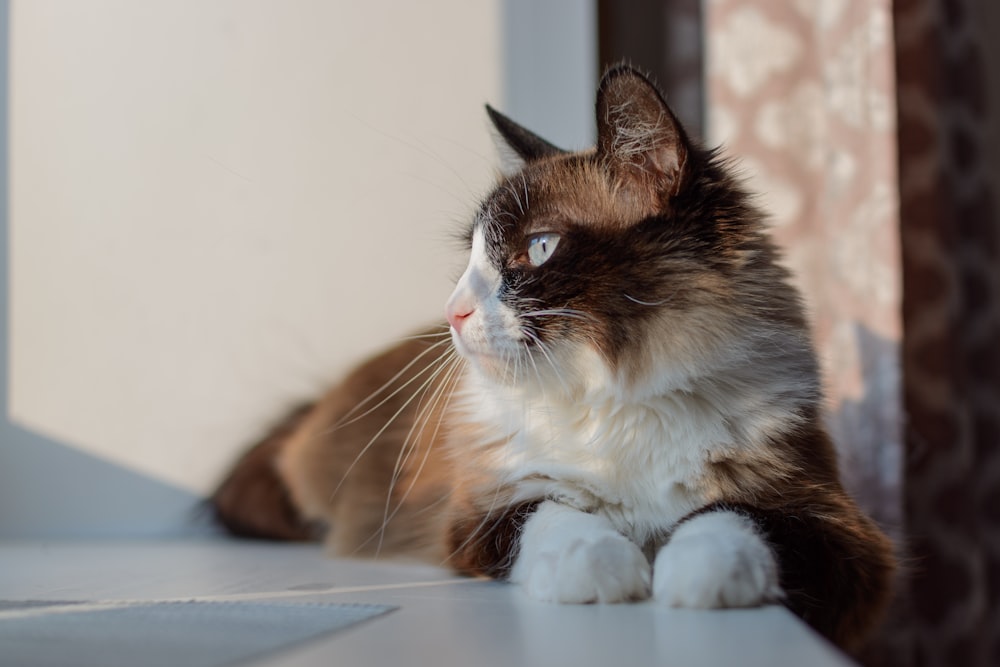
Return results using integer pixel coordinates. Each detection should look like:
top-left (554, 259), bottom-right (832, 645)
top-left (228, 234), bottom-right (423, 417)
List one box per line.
top-left (446, 66), bottom-right (809, 398)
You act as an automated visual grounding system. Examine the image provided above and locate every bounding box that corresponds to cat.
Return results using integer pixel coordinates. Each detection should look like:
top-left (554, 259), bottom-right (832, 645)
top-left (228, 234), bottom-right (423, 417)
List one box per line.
top-left (212, 65), bottom-right (895, 651)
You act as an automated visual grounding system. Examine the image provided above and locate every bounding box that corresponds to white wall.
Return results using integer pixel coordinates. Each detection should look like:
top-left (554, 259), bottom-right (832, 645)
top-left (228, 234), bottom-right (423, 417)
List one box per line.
top-left (9, 0), bottom-right (503, 495)
top-left (2, 0), bottom-right (595, 536)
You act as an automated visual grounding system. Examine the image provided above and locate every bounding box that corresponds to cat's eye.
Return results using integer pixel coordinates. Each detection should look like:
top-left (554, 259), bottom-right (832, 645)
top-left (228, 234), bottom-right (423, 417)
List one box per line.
top-left (526, 233), bottom-right (561, 267)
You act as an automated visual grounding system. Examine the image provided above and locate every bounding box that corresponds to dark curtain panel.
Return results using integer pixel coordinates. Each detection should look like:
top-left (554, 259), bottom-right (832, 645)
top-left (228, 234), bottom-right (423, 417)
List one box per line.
top-left (597, 0), bottom-right (703, 139)
top-left (895, 0), bottom-right (1000, 665)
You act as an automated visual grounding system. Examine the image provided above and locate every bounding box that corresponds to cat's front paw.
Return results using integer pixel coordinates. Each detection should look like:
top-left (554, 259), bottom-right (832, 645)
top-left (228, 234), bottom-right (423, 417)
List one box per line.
top-left (511, 500), bottom-right (650, 604)
top-left (520, 533), bottom-right (651, 604)
top-left (653, 510), bottom-right (782, 608)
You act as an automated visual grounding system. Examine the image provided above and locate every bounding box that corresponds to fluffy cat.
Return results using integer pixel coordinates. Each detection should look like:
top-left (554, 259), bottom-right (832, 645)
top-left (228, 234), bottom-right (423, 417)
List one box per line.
top-left (212, 66), bottom-right (895, 651)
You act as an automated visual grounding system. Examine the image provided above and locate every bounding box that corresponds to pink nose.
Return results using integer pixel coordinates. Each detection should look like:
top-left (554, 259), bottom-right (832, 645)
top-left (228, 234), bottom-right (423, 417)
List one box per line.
top-left (446, 302), bottom-right (474, 334)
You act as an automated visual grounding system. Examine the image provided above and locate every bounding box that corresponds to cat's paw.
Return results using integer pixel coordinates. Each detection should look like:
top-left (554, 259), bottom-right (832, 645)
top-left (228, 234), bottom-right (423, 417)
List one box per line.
top-left (653, 510), bottom-right (782, 608)
top-left (519, 533), bottom-right (651, 603)
top-left (510, 501), bottom-right (650, 604)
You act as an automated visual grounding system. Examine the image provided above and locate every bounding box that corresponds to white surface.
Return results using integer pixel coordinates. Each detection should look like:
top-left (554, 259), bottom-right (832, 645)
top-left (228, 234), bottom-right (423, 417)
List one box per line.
top-left (8, 0), bottom-right (501, 494)
top-left (0, 540), bottom-right (856, 666)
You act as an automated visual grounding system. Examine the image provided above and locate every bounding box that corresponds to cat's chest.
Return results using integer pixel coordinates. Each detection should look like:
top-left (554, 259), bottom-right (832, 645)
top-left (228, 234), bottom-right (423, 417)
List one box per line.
top-left (467, 389), bottom-right (737, 540)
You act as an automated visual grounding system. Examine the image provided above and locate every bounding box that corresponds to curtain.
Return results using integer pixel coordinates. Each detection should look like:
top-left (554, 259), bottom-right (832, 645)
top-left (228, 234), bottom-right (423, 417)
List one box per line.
top-left (697, 0), bottom-right (1000, 665)
top-left (895, 0), bottom-right (1000, 664)
top-left (703, 1), bottom-right (903, 527)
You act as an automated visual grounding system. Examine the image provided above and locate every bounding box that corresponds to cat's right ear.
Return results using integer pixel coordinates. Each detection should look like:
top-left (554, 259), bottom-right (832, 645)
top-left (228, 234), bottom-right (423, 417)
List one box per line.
top-left (486, 105), bottom-right (567, 174)
top-left (595, 66), bottom-right (690, 199)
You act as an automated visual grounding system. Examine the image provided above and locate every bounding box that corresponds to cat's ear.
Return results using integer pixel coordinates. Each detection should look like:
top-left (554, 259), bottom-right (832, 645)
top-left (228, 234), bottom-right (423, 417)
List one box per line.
top-left (595, 66), bottom-right (689, 197)
top-left (486, 105), bottom-right (567, 174)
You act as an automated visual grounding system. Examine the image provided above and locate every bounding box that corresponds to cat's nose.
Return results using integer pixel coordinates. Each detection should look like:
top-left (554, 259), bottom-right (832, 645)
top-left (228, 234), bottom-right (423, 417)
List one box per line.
top-left (446, 299), bottom-right (475, 334)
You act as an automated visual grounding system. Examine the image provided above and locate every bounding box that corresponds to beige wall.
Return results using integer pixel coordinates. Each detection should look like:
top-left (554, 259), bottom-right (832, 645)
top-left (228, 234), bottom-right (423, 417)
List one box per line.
top-left (8, 1), bottom-right (502, 494)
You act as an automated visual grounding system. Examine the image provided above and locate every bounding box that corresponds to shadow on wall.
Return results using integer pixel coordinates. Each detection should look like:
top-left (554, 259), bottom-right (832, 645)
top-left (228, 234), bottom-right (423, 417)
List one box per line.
top-left (0, 425), bottom-right (214, 539)
top-left (828, 324), bottom-right (902, 535)
top-left (0, 0), bottom-right (208, 539)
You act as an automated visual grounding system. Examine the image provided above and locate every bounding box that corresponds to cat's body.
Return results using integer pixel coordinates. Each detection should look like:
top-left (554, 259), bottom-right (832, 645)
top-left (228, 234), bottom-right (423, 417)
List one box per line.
top-left (213, 67), bottom-right (894, 651)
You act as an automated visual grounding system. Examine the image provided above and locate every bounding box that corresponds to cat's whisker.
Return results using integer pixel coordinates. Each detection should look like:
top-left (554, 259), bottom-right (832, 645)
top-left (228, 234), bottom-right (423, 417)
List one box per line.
top-left (521, 308), bottom-right (596, 323)
top-left (439, 400), bottom-right (519, 569)
top-left (375, 358), bottom-right (465, 548)
top-left (624, 293), bottom-right (674, 307)
top-left (380, 361), bottom-right (447, 517)
top-left (493, 208), bottom-right (518, 224)
top-left (449, 386), bottom-right (524, 569)
top-left (519, 330), bottom-right (544, 389)
top-left (522, 329), bottom-right (572, 396)
top-left (506, 180), bottom-right (526, 216)
top-left (329, 348), bottom-right (458, 504)
top-left (373, 353), bottom-right (465, 555)
top-left (394, 328), bottom-right (452, 341)
top-left (332, 336), bottom-right (451, 430)
top-left (331, 339), bottom-right (454, 430)
top-left (520, 330), bottom-right (547, 386)
top-left (346, 353), bottom-right (461, 559)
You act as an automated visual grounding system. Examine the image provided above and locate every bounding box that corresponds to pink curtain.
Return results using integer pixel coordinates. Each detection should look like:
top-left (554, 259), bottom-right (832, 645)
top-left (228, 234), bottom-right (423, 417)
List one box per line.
top-left (704, 1), bottom-right (902, 530)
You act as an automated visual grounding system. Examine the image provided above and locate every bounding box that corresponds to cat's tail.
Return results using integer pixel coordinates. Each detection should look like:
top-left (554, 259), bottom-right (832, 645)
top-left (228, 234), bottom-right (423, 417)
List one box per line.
top-left (210, 404), bottom-right (321, 541)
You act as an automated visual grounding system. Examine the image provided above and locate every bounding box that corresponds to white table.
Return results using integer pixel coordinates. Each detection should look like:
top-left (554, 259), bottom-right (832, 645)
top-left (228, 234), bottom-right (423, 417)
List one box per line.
top-left (0, 540), bottom-right (855, 666)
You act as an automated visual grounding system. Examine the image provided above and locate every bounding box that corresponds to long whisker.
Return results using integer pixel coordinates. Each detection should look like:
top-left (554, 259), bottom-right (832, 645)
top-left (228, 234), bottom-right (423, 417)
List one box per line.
top-left (624, 293), bottom-right (673, 307)
top-left (522, 328), bottom-right (571, 396)
top-left (331, 339), bottom-right (454, 430)
top-left (375, 353), bottom-right (461, 544)
top-left (440, 344), bottom-right (528, 569)
top-left (371, 354), bottom-right (466, 554)
top-left (394, 328), bottom-right (452, 341)
top-left (329, 347), bottom-right (458, 503)
top-left (521, 308), bottom-right (597, 323)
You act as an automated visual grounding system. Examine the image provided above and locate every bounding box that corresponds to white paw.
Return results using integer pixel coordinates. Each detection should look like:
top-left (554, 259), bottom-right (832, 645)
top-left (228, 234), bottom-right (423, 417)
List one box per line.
top-left (510, 501), bottom-right (651, 604)
top-left (520, 533), bottom-right (651, 603)
top-left (653, 511), bottom-right (782, 608)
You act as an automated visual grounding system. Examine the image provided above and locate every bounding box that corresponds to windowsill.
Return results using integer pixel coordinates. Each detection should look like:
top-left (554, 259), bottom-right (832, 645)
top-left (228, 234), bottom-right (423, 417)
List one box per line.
top-left (0, 539), bottom-right (854, 666)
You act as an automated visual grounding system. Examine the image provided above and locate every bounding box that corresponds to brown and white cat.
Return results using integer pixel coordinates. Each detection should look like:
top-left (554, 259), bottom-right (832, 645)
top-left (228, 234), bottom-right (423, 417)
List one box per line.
top-left (212, 66), bottom-right (895, 651)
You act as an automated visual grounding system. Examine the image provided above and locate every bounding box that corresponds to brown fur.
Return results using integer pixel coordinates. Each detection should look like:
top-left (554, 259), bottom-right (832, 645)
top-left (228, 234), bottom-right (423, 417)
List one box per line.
top-left (698, 412), bottom-right (895, 651)
top-left (212, 66), bottom-right (895, 651)
top-left (211, 404), bottom-right (317, 541)
top-left (275, 333), bottom-right (457, 561)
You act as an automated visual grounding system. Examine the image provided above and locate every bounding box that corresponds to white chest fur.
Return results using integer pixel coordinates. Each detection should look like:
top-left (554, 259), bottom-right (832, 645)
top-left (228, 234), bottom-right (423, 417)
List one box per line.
top-left (458, 372), bottom-right (743, 546)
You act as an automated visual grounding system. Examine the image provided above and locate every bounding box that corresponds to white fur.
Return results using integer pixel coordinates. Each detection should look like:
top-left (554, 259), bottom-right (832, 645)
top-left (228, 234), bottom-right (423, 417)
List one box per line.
top-left (653, 510), bottom-right (783, 608)
top-left (510, 501), bottom-right (651, 603)
top-left (461, 365), bottom-right (729, 545)
top-left (446, 226), bottom-right (521, 364)
top-left (492, 134), bottom-right (528, 176)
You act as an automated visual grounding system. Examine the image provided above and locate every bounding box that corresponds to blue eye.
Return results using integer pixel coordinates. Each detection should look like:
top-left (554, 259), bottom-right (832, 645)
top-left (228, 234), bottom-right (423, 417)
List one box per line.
top-left (527, 233), bottom-right (561, 267)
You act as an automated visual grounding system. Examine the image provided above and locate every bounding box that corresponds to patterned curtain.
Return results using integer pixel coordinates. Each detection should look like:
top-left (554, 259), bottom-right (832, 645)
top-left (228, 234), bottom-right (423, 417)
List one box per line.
top-left (703, 1), bottom-right (902, 529)
top-left (895, 0), bottom-right (1000, 665)
top-left (697, 1), bottom-right (1000, 665)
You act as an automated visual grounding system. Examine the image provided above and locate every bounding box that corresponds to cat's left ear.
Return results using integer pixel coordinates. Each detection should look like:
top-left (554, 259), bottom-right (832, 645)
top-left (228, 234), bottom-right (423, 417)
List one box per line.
top-left (596, 66), bottom-right (689, 198)
top-left (486, 105), bottom-right (567, 174)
